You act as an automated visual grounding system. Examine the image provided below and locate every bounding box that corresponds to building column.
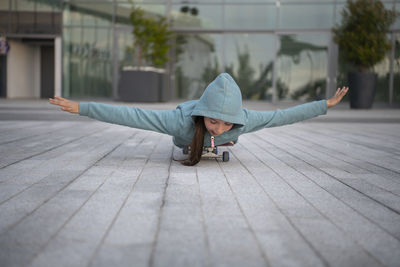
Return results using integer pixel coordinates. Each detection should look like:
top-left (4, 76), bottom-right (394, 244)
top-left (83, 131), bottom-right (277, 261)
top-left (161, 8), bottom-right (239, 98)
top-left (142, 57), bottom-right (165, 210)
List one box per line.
top-left (55, 36), bottom-right (62, 97)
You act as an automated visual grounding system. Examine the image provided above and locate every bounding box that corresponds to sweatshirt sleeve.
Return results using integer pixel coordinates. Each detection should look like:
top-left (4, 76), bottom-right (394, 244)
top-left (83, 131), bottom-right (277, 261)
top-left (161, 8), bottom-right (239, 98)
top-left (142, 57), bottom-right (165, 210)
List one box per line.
top-left (243, 100), bottom-right (328, 133)
top-left (79, 102), bottom-right (182, 136)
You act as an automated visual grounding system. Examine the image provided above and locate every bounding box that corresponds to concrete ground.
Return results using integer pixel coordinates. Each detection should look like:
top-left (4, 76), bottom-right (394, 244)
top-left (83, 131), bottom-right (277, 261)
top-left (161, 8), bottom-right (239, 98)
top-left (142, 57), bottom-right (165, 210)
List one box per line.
top-left (0, 99), bottom-right (399, 267)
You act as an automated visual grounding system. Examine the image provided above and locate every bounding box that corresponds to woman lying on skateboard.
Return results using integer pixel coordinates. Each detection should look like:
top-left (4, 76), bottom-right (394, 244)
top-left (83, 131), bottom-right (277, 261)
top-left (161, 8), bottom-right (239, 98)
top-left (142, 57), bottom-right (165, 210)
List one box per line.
top-left (49, 73), bottom-right (348, 166)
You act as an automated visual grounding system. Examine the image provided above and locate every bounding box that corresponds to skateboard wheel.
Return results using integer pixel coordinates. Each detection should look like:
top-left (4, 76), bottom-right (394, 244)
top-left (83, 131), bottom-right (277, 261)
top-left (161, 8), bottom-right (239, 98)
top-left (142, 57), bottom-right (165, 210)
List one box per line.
top-left (222, 151), bottom-right (229, 162)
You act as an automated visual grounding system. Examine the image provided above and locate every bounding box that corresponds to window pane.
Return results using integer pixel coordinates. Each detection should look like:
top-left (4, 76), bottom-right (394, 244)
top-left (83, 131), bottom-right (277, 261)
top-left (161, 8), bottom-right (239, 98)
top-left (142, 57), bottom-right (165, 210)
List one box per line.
top-left (36, 2), bottom-right (53, 12)
top-left (174, 34), bottom-right (224, 99)
top-left (117, 29), bottom-right (135, 69)
top-left (276, 34), bottom-right (329, 100)
top-left (336, 3), bottom-right (397, 29)
top-left (116, 3), bottom-right (167, 26)
top-left (279, 4), bottom-right (334, 29)
top-left (171, 5), bottom-right (223, 29)
top-left (393, 34), bottom-right (400, 103)
top-left (117, 0), bottom-right (166, 2)
top-left (63, 2), bottom-right (113, 26)
top-left (280, 0), bottom-right (334, 2)
top-left (0, 1), bottom-right (8, 32)
top-left (393, 2), bottom-right (400, 29)
top-left (224, 34), bottom-right (275, 100)
top-left (63, 27), bottom-right (113, 98)
top-left (12, 0), bottom-right (34, 11)
top-left (225, 4), bottom-right (276, 30)
top-left (171, 0), bottom-right (221, 2)
top-left (374, 34), bottom-right (392, 103)
top-left (0, 1), bottom-right (9, 10)
top-left (225, 0), bottom-right (273, 3)
top-left (334, 3), bottom-right (345, 25)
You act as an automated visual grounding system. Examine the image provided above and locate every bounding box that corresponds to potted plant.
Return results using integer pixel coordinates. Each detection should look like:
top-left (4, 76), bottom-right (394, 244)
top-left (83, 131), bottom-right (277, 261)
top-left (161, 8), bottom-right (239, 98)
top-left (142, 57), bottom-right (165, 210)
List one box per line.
top-left (332, 0), bottom-right (397, 108)
top-left (119, 7), bottom-right (174, 102)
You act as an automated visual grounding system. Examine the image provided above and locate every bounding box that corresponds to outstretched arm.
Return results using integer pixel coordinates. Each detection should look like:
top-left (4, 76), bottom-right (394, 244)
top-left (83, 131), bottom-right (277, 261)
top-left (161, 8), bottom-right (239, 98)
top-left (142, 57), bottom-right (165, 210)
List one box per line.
top-left (49, 96), bottom-right (183, 136)
top-left (49, 96), bottom-right (79, 114)
top-left (326, 86), bottom-right (348, 108)
top-left (243, 86), bottom-right (349, 133)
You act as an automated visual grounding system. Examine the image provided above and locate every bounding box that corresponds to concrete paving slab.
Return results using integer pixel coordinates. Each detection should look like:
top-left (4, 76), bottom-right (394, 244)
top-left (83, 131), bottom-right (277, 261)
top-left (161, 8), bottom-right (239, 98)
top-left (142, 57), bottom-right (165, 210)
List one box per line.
top-left (0, 100), bottom-right (399, 267)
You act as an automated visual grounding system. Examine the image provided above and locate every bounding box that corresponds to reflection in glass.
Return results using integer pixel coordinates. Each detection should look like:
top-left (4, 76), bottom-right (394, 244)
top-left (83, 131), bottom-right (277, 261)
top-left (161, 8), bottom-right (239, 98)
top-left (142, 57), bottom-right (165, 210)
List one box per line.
top-left (224, 34), bottom-right (275, 100)
top-left (276, 34), bottom-right (328, 100)
top-left (334, 4), bottom-right (345, 25)
top-left (171, 0), bottom-right (220, 3)
top-left (171, 5), bottom-right (223, 29)
top-left (0, 1), bottom-right (8, 10)
top-left (116, 0), bottom-right (166, 2)
top-left (118, 30), bottom-right (135, 69)
top-left (63, 3), bottom-right (113, 26)
top-left (374, 34), bottom-right (392, 103)
top-left (394, 34), bottom-right (400, 103)
top-left (116, 3), bottom-right (166, 26)
top-left (63, 4), bottom-right (81, 26)
top-left (63, 27), bottom-right (112, 97)
top-left (224, 4), bottom-right (276, 30)
top-left (225, 0), bottom-right (272, 2)
top-left (279, 4), bottom-right (333, 29)
top-left (12, 0), bottom-right (34, 11)
top-left (36, 2), bottom-right (53, 12)
top-left (396, 3), bottom-right (400, 29)
top-left (174, 34), bottom-right (223, 99)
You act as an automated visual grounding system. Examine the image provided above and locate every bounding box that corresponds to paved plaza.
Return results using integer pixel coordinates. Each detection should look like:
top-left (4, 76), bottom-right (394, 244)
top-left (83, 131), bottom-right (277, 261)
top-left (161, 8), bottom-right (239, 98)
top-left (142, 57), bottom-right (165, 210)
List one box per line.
top-left (0, 99), bottom-right (400, 267)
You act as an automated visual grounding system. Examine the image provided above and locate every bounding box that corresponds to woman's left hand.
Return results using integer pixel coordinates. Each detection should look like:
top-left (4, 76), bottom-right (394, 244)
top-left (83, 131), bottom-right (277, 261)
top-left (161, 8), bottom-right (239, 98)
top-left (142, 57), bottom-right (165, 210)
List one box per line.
top-left (326, 86), bottom-right (349, 108)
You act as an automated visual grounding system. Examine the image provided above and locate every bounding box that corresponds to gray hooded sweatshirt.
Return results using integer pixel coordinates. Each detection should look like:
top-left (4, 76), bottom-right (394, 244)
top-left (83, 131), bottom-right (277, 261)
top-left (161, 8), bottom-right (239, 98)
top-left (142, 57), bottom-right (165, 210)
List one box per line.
top-left (79, 73), bottom-right (327, 148)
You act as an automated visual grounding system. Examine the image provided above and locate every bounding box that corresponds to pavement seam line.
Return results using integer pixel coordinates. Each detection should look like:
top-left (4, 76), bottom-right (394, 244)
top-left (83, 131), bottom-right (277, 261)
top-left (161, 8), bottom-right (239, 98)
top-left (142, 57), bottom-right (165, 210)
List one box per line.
top-left (87, 134), bottom-right (167, 267)
top-left (217, 156), bottom-right (271, 267)
top-left (0, 131), bottom-right (135, 237)
top-left (0, 126), bottom-right (107, 170)
top-left (148, 144), bottom-right (174, 267)
top-left (0, 127), bottom-right (113, 206)
top-left (0, 121), bottom-right (83, 146)
top-left (244, 135), bottom-right (386, 267)
top-left (269, 130), bottom-right (400, 203)
top-left (195, 167), bottom-right (212, 267)
top-left (254, 131), bottom-right (400, 241)
top-left (24, 132), bottom-right (140, 267)
top-left (284, 126), bottom-right (400, 175)
top-left (282, 129), bottom-right (400, 184)
top-left (229, 144), bottom-right (329, 267)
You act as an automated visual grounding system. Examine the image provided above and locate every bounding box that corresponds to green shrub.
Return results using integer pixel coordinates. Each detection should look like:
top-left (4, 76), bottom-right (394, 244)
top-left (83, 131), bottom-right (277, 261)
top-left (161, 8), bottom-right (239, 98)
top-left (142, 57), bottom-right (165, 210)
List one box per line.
top-left (130, 7), bottom-right (174, 68)
top-left (332, 0), bottom-right (397, 72)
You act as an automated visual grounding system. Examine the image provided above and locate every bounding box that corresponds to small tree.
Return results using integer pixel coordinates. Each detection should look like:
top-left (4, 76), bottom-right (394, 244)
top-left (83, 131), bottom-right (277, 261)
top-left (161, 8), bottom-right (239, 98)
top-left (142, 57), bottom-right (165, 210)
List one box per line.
top-left (332, 0), bottom-right (397, 72)
top-left (130, 7), bottom-right (173, 69)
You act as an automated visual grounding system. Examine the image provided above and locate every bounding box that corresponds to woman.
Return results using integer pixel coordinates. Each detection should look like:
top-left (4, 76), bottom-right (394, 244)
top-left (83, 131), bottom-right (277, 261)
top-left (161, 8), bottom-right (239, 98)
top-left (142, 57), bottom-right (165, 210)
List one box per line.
top-left (49, 73), bottom-right (348, 166)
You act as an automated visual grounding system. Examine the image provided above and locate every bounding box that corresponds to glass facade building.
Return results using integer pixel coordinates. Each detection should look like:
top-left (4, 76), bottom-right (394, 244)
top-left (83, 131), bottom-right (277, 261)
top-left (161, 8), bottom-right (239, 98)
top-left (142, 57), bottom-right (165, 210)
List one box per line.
top-left (1, 0), bottom-right (399, 103)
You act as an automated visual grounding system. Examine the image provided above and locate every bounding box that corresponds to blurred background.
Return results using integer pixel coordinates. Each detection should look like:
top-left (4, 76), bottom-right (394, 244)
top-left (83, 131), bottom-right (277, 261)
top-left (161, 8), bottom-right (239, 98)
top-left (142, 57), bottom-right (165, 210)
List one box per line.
top-left (0, 0), bottom-right (399, 104)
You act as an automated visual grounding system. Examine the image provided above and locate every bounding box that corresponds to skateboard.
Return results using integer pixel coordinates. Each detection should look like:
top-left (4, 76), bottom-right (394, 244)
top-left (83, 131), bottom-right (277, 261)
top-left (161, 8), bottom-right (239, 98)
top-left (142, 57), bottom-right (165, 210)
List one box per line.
top-left (182, 137), bottom-right (233, 162)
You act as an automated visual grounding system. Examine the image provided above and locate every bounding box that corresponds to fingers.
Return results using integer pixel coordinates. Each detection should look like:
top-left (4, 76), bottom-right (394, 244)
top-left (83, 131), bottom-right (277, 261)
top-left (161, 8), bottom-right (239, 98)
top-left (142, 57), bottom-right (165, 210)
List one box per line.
top-left (335, 87), bottom-right (348, 98)
top-left (49, 98), bottom-right (65, 107)
top-left (54, 96), bottom-right (67, 101)
top-left (339, 87), bottom-right (349, 97)
top-left (49, 96), bottom-right (78, 114)
top-left (49, 96), bottom-right (69, 106)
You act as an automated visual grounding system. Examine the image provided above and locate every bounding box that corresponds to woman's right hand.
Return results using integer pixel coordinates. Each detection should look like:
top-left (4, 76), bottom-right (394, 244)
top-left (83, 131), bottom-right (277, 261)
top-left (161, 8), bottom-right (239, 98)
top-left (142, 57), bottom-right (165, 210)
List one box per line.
top-left (49, 96), bottom-right (79, 114)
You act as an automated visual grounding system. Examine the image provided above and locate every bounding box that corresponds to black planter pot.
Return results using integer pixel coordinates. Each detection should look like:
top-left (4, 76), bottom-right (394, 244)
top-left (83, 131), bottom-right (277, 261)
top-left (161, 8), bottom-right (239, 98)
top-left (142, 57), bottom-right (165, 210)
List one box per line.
top-left (348, 72), bottom-right (377, 109)
top-left (119, 70), bottom-right (170, 102)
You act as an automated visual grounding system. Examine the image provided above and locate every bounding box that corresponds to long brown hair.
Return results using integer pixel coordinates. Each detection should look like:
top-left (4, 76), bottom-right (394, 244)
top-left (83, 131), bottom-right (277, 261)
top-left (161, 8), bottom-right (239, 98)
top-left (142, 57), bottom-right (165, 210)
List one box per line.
top-left (183, 116), bottom-right (206, 166)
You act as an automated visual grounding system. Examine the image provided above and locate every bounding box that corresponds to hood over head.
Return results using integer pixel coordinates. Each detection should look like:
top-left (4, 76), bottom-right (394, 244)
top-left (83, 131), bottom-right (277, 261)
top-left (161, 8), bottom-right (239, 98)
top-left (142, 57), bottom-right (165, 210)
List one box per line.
top-left (191, 73), bottom-right (246, 127)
